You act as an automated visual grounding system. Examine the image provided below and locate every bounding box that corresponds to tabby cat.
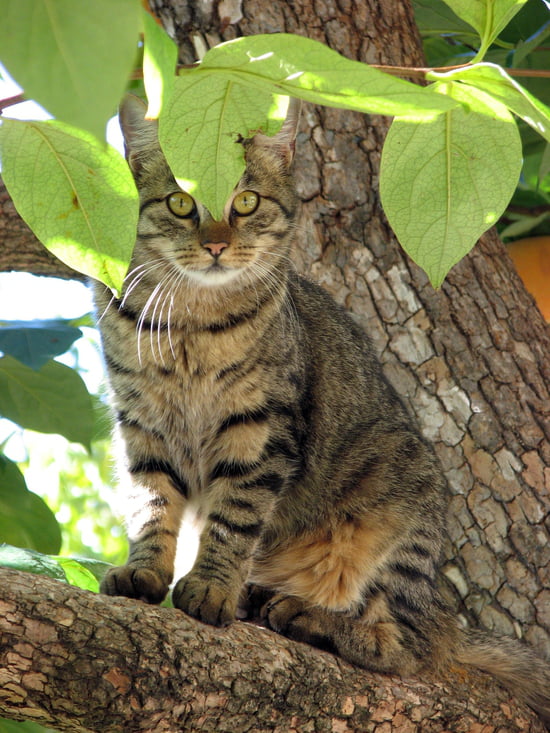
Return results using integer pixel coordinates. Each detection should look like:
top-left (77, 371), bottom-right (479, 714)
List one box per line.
top-left (95, 94), bottom-right (550, 726)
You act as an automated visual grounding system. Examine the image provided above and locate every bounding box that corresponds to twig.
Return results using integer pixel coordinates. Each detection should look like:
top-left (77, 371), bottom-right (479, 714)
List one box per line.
top-left (0, 93), bottom-right (26, 113)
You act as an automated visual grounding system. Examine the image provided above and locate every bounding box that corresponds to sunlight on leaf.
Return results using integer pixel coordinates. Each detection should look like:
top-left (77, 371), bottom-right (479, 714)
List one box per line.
top-left (427, 63), bottom-right (550, 143)
top-left (160, 75), bottom-right (285, 219)
top-left (380, 81), bottom-right (522, 287)
top-left (142, 8), bottom-right (177, 119)
top-left (197, 33), bottom-right (458, 118)
top-left (53, 556), bottom-right (100, 592)
top-left (440, 0), bottom-right (528, 59)
top-left (0, 0), bottom-right (141, 139)
top-left (0, 118), bottom-right (138, 293)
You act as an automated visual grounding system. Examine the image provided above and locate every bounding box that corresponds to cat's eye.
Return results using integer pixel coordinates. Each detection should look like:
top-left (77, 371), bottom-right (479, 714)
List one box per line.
top-left (232, 191), bottom-right (260, 216)
top-left (167, 191), bottom-right (196, 218)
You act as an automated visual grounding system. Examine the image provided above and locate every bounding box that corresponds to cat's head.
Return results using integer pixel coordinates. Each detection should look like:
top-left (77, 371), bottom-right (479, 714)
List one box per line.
top-left (119, 95), bottom-right (300, 290)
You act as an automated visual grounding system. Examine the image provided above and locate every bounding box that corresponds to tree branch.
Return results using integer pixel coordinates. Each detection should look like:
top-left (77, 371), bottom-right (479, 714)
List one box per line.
top-left (0, 568), bottom-right (544, 732)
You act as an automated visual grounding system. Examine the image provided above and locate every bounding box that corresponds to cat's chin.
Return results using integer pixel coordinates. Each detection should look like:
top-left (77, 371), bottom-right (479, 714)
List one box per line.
top-left (183, 266), bottom-right (243, 288)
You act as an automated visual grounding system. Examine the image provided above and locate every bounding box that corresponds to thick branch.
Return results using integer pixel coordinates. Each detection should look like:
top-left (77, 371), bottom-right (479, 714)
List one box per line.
top-left (0, 568), bottom-right (544, 732)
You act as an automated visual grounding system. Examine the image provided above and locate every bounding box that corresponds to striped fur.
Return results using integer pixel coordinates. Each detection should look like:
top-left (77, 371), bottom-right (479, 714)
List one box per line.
top-left (95, 95), bottom-right (550, 726)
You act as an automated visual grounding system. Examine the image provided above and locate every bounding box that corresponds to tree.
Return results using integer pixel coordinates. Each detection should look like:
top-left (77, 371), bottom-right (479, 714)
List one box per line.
top-left (1, 0), bottom-right (549, 730)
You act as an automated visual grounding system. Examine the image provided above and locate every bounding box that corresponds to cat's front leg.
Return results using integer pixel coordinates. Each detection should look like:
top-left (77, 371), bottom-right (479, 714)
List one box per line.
top-left (172, 470), bottom-right (285, 625)
top-left (101, 455), bottom-right (188, 604)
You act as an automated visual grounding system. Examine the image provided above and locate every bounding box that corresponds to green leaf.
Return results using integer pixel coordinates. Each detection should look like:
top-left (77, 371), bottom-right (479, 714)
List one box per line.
top-left (414, 0), bottom-right (479, 39)
top-left (163, 33), bottom-right (459, 217)
top-left (0, 543), bottom-right (112, 592)
top-left (441, 0), bottom-right (528, 58)
top-left (0, 319), bottom-right (82, 370)
top-left (0, 118), bottom-right (138, 292)
top-left (427, 63), bottom-right (550, 143)
top-left (61, 555), bottom-right (114, 586)
top-left (142, 8), bottom-right (178, 119)
top-left (196, 33), bottom-right (458, 118)
top-left (511, 18), bottom-right (550, 66)
top-left (0, 356), bottom-right (95, 449)
top-left (380, 82), bottom-right (522, 287)
top-left (0, 717), bottom-right (57, 733)
top-left (160, 75), bottom-right (282, 219)
top-left (500, 211), bottom-right (550, 238)
top-left (0, 455), bottom-right (61, 554)
top-left (0, 0), bottom-right (141, 139)
top-left (52, 556), bottom-right (99, 592)
top-left (0, 543), bottom-right (64, 578)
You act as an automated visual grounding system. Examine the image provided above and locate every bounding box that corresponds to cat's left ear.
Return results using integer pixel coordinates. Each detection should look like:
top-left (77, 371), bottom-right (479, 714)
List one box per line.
top-left (252, 97), bottom-right (301, 168)
top-left (118, 94), bottom-right (159, 175)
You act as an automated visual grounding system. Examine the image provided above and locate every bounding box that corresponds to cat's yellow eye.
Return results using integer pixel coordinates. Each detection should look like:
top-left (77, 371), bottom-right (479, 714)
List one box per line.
top-left (167, 191), bottom-right (196, 218)
top-left (232, 191), bottom-right (259, 216)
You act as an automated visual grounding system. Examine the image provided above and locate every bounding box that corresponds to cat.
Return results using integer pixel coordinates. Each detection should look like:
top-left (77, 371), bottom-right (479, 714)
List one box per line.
top-left (94, 94), bottom-right (550, 726)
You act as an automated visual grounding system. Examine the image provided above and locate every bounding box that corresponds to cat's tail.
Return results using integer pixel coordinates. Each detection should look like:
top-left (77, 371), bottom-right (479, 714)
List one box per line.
top-left (456, 628), bottom-right (550, 728)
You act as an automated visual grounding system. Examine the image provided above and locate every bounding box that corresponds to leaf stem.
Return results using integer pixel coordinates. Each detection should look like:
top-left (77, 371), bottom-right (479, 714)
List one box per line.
top-left (370, 64), bottom-right (550, 80)
top-left (0, 93), bottom-right (26, 113)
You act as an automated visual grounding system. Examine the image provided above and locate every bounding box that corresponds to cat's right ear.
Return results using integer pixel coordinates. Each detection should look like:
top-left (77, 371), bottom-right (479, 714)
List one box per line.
top-left (118, 94), bottom-right (159, 174)
top-left (250, 97), bottom-right (302, 168)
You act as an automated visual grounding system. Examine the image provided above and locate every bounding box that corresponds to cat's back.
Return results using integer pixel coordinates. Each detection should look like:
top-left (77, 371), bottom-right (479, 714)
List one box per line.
top-left (286, 270), bottom-right (405, 420)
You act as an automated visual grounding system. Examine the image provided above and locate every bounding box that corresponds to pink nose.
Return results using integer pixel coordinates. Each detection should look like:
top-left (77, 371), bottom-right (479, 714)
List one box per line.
top-left (202, 241), bottom-right (228, 257)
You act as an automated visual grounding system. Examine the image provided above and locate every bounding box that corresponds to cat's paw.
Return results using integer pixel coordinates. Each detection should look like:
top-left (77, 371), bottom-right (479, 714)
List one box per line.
top-left (172, 573), bottom-right (236, 627)
top-left (263, 594), bottom-right (336, 651)
top-left (262, 593), bottom-right (308, 633)
top-left (100, 565), bottom-right (169, 604)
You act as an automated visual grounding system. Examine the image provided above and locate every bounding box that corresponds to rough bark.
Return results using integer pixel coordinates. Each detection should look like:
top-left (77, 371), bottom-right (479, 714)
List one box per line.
top-left (0, 567), bottom-right (545, 732)
top-left (1, 0), bottom-right (549, 729)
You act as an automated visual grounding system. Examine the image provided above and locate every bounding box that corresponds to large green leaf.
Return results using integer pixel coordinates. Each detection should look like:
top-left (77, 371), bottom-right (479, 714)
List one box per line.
top-left (0, 319), bottom-right (82, 370)
top-left (0, 0), bottom-right (141, 139)
top-left (0, 118), bottom-right (138, 292)
top-left (163, 33), bottom-right (458, 218)
top-left (427, 63), bottom-right (550, 143)
top-left (441, 0), bottom-right (528, 57)
top-left (160, 75), bottom-right (283, 219)
top-left (197, 34), bottom-right (458, 118)
top-left (0, 356), bottom-right (94, 449)
top-left (0, 458), bottom-right (61, 554)
top-left (380, 82), bottom-right (522, 287)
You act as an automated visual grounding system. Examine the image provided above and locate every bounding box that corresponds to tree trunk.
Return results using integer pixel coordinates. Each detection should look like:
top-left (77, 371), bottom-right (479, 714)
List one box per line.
top-left (1, 0), bottom-right (549, 729)
top-left (0, 567), bottom-right (545, 732)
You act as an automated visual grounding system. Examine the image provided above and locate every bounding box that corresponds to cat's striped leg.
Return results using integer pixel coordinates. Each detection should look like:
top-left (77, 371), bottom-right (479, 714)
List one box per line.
top-left (172, 468), bottom-right (284, 626)
top-left (101, 426), bottom-right (188, 604)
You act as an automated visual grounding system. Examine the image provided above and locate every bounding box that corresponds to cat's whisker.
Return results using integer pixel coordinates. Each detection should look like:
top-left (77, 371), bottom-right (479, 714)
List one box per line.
top-left (154, 267), bottom-right (182, 365)
top-left (137, 279), bottom-right (166, 366)
top-left (122, 260), bottom-right (166, 306)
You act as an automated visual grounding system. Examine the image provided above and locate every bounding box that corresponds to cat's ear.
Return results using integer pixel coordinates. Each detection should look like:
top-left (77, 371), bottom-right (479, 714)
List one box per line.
top-left (252, 97), bottom-right (301, 168)
top-left (118, 94), bottom-right (159, 173)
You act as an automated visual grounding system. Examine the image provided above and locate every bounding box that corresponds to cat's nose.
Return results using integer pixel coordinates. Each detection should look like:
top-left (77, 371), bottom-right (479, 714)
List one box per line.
top-left (202, 241), bottom-right (229, 258)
